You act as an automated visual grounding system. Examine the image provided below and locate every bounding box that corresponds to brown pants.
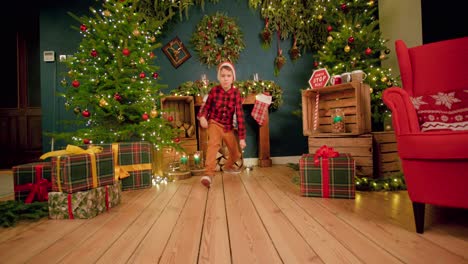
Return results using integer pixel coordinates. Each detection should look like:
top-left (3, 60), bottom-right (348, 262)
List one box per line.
top-left (205, 120), bottom-right (241, 177)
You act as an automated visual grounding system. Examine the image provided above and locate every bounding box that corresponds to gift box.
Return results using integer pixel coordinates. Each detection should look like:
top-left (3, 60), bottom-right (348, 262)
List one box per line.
top-left (13, 162), bottom-right (52, 203)
top-left (48, 181), bottom-right (121, 219)
top-left (97, 142), bottom-right (153, 191)
top-left (300, 145), bottom-right (355, 199)
top-left (41, 145), bottom-right (115, 193)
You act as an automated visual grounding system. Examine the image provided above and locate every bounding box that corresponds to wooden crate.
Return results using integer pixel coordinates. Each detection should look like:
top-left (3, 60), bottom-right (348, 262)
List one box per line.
top-left (302, 81), bottom-right (371, 137)
top-left (153, 138), bottom-right (198, 176)
top-left (372, 131), bottom-right (402, 178)
top-left (308, 134), bottom-right (373, 177)
top-left (161, 96), bottom-right (196, 139)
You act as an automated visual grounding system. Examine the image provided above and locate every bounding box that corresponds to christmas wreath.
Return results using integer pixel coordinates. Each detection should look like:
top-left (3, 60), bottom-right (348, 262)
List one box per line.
top-left (191, 13), bottom-right (245, 67)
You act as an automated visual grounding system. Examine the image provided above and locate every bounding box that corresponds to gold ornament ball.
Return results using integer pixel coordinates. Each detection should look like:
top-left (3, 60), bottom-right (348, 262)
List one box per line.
top-left (370, 87), bottom-right (373, 93)
top-left (368, 0), bottom-right (375, 6)
top-left (379, 54), bottom-right (386, 60)
top-left (99, 98), bottom-right (108, 107)
top-left (317, 14), bottom-right (323, 21)
top-left (327, 36), bottom-right (333, 42)
top-left (68, 70), bottom-right (73, 77)
top-left (385, 125), bottom-right (392, 131)
top-left (344, 45), bottom-right (351, 53)
top-left (150, 36), bottom-right (156, 43)
top-left (103, 10), bottom-right (111, 17)
top-left (381, 76), bottom-right (388, 82)
top-left (139, 57), bottom-right (145, 64)
top-left (132, 29), bottom-right (140, 37)
top-left (150, 109), bottom-right (158, 118)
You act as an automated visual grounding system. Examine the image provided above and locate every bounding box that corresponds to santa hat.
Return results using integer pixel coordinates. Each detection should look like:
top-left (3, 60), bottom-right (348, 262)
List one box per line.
top-left (217, 61), bottom-right (236, 81)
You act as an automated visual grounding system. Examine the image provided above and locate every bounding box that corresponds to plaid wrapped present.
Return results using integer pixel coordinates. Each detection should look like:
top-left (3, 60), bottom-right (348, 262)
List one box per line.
top-left (13, 162), bottom-right (52, 203)
top-left (48, 181), bottom-right (121, 219)
top-left (300, 145), bottom-right (355, 199)
top-left (41, 145), bottom-right (115, 193)
top-left (97, 141), bottom-right (153, 191)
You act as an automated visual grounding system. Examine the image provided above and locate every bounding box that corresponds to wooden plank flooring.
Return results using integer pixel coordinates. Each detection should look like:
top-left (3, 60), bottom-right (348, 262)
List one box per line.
top-left (0, 165), bottom-right (467, 264)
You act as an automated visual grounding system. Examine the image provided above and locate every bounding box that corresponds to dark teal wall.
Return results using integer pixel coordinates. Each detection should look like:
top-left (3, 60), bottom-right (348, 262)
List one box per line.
top-left (40, 0), bottom-right (309, 158)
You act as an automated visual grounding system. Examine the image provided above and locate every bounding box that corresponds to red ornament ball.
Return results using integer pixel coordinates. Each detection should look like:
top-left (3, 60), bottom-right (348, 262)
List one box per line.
top-left (142, 113), bottom-right (149, 121)
top-left (80, 24), bottom-right (87, 32)
top-left (167, 116), bottom-right (174, 122)
top-left (152, 72), bottom-right (159, 79)
top-left (327, 25), bottom-right (333, 32)
top-left (174, 137), bottom-right (180, 143)
top-left (365, 47), bottom-right (372, 55)
top-left (83, 138), bottom-right (90, 144)
top-left (348, 36), bottom-right (354, 43)
top-left (82, 109), bottom-right (91, 117)
top-left (122, 48), bottom-right (130, 56)
top-left (114, 93), bottom-right (122, 101)
top-left (139, 72), bottom-right (146, 79)
top-left (90, 49), bottom-right (98, 57)
top-left (72, 80), bottom-right (80, 88)
top-left (313, 61), bottom-right (319, 67)
top-left (341, 3), bottom-right (347, 11)
top-left (150, 52), bottom-right (155, 59)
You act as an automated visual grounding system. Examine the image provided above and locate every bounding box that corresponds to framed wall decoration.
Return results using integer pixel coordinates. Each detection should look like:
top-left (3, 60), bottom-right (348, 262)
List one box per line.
top-left (162, 36), bottom-right (191, 69)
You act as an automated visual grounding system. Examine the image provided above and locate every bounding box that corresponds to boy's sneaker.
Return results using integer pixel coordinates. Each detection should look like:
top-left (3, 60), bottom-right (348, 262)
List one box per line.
top-left (200, 176), bottom-right (212, 188)
top-left (223, 166), bottom-right (242, 174)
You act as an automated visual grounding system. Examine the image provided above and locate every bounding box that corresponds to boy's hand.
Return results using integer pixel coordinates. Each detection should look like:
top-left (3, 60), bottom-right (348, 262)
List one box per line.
top-left (199, 116), bottom-right (208, 128)
top-left (239, 139), bottom-right (246, 149)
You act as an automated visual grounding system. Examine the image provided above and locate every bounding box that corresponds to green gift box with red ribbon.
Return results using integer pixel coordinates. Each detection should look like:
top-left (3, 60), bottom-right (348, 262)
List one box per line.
top-left (299, 145), bottom-right (355, 199)
top-left (48, 181), bottom-right (121, 220)
top-left (13, 162), bottom-right (52, 203)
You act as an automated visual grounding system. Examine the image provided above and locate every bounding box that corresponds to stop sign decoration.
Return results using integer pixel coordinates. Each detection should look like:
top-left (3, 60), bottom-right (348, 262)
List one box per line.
top-left (308, 68), bottom-right (330, 89)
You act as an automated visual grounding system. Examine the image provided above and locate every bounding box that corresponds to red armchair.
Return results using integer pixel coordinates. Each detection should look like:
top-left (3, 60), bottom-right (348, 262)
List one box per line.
top-left (383, 37), bottom-right (468, 233)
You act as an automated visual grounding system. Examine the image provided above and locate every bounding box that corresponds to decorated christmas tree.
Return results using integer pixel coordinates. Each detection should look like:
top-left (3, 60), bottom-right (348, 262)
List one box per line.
top-left (312, 0), bottom-right (399, 130)
top-left (55, 0), bottom-right (180, 150)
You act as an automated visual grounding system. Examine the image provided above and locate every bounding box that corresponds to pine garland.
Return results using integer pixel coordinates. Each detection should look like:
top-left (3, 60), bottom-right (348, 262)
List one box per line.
top-left (0, 201), bottom-right (49, 228)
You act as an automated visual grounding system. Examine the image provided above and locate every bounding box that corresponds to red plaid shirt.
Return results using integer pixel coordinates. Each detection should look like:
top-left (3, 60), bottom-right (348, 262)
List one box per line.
top-left (198, 85), bottom-right (246, 140)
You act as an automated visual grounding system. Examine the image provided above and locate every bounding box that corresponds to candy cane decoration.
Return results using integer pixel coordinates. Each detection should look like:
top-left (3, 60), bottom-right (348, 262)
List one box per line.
top-left (313, 92), bottom-right (320, 131)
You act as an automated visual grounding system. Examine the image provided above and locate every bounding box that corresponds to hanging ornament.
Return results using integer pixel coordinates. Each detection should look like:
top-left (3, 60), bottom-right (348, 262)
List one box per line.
top-left (80, 24), bottom-right (87, 32)
top-left (72, 80), bottom-right (80, 88)
top-left (99, 98), bottom-right (108, 107)
top-left (103, 10), bottom-right (111, 17)
top-left (370, 87), bottom-right (373, 93)
top-left (348, 36), bottom-right (355, 43)
top-left (83, 138), bottom-right (90, 144)
top-left (152, 72), bottom-right (159, 79)
top-left (117, 115), bottom-right (125, 122)
top-left (381, 76), bottom-right (388, 82)
top-left (289, 36), bottom-right (300, 61)
top-left (167, 116), bottom-right (174, 122)
top-left (90, 49), bottom-right (98, 57)
top-left (173, 137), bottom-right (181, 143)
top-left (344, 45), bottom-right (351, 53)
top-left (317, 14), bottom-right (323, 21)
top-left (139, 72), bottom-right (146, 79)
top-left (142, 113), bottom-right (149, 121)
top-left (368, 0), bottom-right (375, 6)
top-left (131, 78), bottom-right (137, 82)
top-left (340, 3), bottom-right (347, 11)
top-left (379, 54), bottom-right (386, 60)
top-left (385, 49), bottom-right (391, 54)
top-left (68, 70), bottom-right (74, 77)
top-left (387, 81), bottom-right (393, 87)
top-left (313, 61), bottom-right (319, 67)
top-left (82, 109), bottom-right (91, 117)
top-left (132, 29), bottom-right (140, 37)
top-left (355, 23), bottom-right (361, 29)
top-left (122, 48), bottom-right (130, 56)
top-left (150, 108), bottom-right (158, 118)
top-left (327, 36), bottom-right (333, 42)
top-left (60, 78), bottom-right (67, 87)
top-left (73, 107), bottom-right (81, 114)
top-left (365, 47), bottom-right (372, 55)
top-left (150, 36), bottom-right (156, 43)
top-left (114, 93), bottom-right (122, 102)
top-left (149, 52), bottom-right (155, 59)
top-left (139, 57), bottom-right (145, 64)
top-left (327, 25), bottom-right (333, 32)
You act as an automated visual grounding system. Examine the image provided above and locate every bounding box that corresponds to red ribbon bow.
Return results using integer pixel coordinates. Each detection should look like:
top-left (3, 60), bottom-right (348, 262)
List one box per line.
top-left (313, 145), bottom-right (339, 167)
top-left (313, 145), bottom-right (339, 198)
top-left (14, 164), bottom-right (51, 203)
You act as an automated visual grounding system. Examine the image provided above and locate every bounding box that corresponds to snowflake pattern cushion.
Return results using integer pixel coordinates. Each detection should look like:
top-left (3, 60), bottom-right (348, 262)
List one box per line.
top-left (411, 89), bottom-right (468, 131)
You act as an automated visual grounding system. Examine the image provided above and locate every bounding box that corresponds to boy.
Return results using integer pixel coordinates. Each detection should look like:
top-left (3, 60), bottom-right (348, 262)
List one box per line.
top-left (198, 61), bottom-right (247, 188)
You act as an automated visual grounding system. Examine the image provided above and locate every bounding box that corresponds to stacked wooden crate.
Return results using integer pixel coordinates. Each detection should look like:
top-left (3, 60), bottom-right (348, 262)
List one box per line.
top-left (302, 81), bottom-right (373, 177)
top-left (372, 131), bottom-right (402, 178)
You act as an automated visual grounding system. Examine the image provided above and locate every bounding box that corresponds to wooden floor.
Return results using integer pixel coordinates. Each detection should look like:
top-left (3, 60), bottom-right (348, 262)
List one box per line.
top-left (0, 165), bottom-right (467, 264)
